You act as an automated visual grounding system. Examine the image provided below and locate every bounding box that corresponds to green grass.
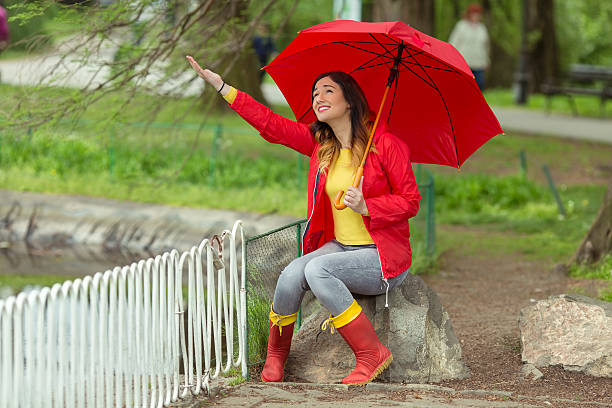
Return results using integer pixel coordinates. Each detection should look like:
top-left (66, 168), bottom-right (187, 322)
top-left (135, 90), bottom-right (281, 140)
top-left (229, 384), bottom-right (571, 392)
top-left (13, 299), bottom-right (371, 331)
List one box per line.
top-left (0, 274), bottom-right (76, 293)
top-left (484, 88), bottom-right (612, 118)
top-left (600, 286), bottom-right (612, 302)
top-left (569, 255), bottom-right (612, 303)
top-left (570, 254), bottom-right (612, 281)
top-left (246, 294), bottom-right (270, 365)
top-left (436, 180), bottom-right (605, 263)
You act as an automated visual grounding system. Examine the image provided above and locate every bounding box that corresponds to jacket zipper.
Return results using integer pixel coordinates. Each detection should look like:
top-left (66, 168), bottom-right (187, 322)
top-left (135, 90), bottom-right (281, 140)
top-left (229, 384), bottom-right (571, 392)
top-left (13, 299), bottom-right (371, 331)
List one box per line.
top-left (373, 246), bottom-right (389, 308)
top-left (301, 168), bottom-right (321, 255)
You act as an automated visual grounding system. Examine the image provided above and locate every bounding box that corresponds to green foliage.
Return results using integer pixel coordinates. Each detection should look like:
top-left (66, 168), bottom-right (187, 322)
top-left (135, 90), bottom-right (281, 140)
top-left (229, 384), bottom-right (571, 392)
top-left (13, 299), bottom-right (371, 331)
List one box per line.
top-left (556, 0), bottom-right (612, 67)
top-left (4, 0), bottom-right (59, 51)
top-left (569, 254), bottom-right (612, 281)
top-left (406, 240), bottom-right (438, 276)
top-left (0, 274), bottom-right (75, 293)
top-left (435, 173), bottom-right (546, 217)
top-left (246, 294), bottom-right (269, 364)
top-left (600, 286), bottom-right (612, 303)
top-left (0, 127), bottom-right (302, 189)
top-left (227, 374), bottom-right (246, 386)
top-left (248, 0), bottom-right (333, 52)
top-left (569, 255), bottom-right (612, 303)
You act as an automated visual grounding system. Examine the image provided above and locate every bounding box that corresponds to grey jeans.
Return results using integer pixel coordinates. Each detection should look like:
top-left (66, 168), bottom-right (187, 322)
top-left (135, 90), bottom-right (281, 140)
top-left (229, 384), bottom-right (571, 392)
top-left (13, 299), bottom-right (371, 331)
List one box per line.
top-left (273, 240), bottom-right (409, 316)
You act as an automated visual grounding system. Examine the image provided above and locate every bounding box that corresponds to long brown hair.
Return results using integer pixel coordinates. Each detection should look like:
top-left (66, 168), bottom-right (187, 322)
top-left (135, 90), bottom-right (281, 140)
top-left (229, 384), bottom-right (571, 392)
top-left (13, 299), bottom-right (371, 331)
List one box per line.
top-left (310, 72), bottom-right (373, 173)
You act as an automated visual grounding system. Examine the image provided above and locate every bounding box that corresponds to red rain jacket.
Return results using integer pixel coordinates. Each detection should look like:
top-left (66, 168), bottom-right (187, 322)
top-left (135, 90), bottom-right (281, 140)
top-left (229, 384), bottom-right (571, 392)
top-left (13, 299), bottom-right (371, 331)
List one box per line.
top-left (230, 91), bottom-right (421, 279)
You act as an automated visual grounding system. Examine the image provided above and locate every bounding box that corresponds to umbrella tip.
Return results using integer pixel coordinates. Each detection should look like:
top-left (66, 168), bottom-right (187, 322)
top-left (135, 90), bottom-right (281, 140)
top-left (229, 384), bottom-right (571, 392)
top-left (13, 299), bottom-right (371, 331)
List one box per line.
top-left (457, 167), bottom-right (461, 173)
top-left (502, 132), bottom-right (506, 136)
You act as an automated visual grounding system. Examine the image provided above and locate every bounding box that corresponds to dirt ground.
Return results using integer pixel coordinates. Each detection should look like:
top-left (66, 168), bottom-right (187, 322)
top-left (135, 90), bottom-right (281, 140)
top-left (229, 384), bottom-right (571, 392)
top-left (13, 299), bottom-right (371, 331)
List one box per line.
top-left (419, 226), bottom-right (611, 406)
top-left (419, 135), bottom-right (612, 405)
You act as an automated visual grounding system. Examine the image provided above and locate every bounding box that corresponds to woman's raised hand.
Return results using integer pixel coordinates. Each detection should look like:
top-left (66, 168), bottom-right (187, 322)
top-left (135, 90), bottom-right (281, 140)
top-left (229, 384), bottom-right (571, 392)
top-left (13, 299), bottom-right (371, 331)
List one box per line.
top-left (185, 55), bottom-right (225, 92)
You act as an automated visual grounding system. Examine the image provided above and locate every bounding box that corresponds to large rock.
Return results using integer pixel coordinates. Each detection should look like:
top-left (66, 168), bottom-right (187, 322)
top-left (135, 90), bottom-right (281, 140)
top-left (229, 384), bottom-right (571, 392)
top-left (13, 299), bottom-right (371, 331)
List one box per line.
top-left (519, 294), bottom-right (612, 377)
top-left (284, 273), bottom-right (469, 383)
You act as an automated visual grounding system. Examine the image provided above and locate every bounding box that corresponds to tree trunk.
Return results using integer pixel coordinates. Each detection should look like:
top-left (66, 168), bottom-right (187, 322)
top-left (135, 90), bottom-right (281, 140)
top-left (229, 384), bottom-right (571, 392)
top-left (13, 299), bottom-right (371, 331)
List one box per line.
top-left (481, 0), bottom-right (516, 88)
top-left (572, 180), bottom-right (612, 265)
top-left (373, 0), bottom-right (435, 35)
top-left (214, 0), bottom-right (269, 106)
top-left (527, 0), bottom-right (560, 92)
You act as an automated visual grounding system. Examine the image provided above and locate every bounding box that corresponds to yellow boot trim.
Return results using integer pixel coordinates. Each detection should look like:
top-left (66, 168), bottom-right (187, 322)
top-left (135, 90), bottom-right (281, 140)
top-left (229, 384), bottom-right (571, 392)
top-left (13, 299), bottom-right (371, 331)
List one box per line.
top-left (269, 304), bottom-right (297, 336)
top-left (321, 300), bottom-right (362, 334)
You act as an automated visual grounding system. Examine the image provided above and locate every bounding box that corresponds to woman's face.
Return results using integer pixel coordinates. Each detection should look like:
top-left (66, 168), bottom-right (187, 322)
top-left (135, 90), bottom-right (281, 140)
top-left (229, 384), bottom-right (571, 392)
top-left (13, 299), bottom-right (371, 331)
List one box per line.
top-left (312, 76), bottom-right (350, 124)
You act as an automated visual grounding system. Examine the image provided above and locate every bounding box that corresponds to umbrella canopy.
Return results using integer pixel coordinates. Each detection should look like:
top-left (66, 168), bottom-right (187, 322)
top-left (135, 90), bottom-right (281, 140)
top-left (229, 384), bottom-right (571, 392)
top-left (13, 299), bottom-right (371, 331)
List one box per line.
top-left (263, 20), bottom-right (503, 168)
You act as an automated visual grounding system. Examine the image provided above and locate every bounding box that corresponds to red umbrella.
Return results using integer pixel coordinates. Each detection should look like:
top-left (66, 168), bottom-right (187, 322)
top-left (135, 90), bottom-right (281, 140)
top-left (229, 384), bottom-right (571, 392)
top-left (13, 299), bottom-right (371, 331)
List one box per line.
top-left (263, 20), bottom-right (503, 208)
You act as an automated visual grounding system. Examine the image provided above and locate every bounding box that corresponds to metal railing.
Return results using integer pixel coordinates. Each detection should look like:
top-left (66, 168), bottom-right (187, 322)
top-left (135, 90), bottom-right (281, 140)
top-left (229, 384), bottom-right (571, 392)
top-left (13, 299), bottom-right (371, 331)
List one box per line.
top-left (0, 221), bottom-right (247, 407)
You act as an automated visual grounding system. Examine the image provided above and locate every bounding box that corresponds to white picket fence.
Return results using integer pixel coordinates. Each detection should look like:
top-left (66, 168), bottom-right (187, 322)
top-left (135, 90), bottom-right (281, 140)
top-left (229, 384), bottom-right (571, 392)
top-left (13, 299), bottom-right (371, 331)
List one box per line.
top-left (0, 220), bottom-right (247, 408)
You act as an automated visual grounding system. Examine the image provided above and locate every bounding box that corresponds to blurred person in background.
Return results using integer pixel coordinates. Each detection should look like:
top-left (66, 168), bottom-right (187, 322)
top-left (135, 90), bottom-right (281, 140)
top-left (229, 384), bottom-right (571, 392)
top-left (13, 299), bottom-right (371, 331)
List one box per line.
top-left (449, 3), bottom-right (489, 91)
top-left (252, 24), bottom-right (276, 81)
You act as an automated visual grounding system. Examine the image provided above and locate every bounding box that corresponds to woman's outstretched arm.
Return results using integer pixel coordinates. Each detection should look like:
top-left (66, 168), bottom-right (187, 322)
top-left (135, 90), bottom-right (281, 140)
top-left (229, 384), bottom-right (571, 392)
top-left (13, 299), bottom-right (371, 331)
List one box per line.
top-left (186, 56), bottom-right (315, 156)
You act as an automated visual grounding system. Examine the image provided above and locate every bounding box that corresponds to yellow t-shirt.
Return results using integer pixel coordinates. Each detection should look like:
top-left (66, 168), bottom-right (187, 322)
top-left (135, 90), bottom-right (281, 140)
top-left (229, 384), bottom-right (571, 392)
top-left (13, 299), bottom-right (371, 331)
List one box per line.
top-left (325, 149), bottom-right (374, 245)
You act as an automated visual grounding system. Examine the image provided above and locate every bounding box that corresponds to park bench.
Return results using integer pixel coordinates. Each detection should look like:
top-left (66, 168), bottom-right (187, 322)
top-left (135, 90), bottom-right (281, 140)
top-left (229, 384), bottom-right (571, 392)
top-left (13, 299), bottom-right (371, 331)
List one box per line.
top-left (541, 64), bottom-right (612, 116)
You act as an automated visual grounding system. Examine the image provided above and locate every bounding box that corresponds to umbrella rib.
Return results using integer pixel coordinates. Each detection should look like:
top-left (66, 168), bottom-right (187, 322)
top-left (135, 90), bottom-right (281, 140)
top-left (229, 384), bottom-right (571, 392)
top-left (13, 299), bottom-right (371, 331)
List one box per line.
top-left (351, 59), bottom-right (397, 73)
top-left (407, 53), bottom-right (461, 168)
top-left (379, 33), bottom-right (466, 77)
top-left (400, 50), bottom-right (426, 60)
top-left (398, 60), bottom-right (436, 89)
top-left (297, 107), bottom-right (313, 122)
top-left (369, 33), bottom-right (396, 56)
top-left (336, 41), bottom-right (398, 58)
top-left (349, 44), bottom-right (398, 75)
top-left (400, 60), bottom-right (458, 73)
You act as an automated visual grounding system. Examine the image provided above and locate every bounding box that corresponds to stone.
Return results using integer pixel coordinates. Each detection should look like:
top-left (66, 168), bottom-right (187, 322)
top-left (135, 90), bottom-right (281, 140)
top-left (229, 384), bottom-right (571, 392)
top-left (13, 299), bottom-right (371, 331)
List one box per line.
top-left (284, 273), bottom-right (469, 383)
top-left (519, 294), bottom-right (612, 377)
top-left (520, 363), bottom-right (543, 381)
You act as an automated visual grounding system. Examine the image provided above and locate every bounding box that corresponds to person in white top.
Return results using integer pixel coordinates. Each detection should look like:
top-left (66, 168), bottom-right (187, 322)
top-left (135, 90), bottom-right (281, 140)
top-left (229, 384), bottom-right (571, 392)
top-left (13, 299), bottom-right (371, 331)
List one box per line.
top-left (449, 3), bottom-right (490, 91)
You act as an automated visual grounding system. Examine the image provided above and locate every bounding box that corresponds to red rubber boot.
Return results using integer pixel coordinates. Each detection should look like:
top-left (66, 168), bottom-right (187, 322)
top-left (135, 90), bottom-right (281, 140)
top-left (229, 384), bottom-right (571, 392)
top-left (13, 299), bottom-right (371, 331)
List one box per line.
top-left (323, 300), bottom-right (392, 385)
top-left (260, 306), bottom-right (297, 382)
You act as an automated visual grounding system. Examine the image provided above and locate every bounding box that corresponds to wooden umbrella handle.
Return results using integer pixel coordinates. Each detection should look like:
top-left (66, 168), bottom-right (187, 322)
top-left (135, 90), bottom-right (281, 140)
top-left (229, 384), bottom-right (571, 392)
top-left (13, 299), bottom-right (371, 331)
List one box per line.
top-left (334, 84), bottom-right (392, 211)
top-left (334, 167), bottom-right (364, 210)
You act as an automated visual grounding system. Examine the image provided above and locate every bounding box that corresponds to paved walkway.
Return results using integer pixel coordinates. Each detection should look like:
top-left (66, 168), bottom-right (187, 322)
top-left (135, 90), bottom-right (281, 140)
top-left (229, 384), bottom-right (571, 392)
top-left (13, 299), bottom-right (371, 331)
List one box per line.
top-left (491, 106), bottom-right (612, 145)
top-left (169, 382), bottom-right (606, 408)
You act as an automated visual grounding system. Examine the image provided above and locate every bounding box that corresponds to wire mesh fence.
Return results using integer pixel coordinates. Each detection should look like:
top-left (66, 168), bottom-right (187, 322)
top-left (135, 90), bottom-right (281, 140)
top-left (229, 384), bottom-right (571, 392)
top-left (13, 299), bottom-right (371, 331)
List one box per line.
top-left (244, 220), bottom-right (306, 367)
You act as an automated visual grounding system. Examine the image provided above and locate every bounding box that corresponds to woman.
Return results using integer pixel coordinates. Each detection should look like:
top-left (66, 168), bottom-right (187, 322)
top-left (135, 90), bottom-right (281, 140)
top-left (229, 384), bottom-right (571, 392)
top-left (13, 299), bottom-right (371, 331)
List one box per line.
top-left (449, 3), bottom-right (489, 91)
top-left (186, 56), bottom-right (421, 385)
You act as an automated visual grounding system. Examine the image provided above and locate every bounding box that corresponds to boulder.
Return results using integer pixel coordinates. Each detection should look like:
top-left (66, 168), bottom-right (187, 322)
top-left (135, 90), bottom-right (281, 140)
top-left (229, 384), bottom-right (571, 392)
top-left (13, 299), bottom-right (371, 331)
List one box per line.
top-left (284, 273), bottom-right (469, 383)
top-left (519, 294), bottom-right (612, 377)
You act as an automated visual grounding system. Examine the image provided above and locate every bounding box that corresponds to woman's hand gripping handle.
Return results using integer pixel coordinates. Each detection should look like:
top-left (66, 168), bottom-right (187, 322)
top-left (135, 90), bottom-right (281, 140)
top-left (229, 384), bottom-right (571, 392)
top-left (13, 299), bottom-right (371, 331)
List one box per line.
top-left (334, 167), bottom-right (368, 216)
